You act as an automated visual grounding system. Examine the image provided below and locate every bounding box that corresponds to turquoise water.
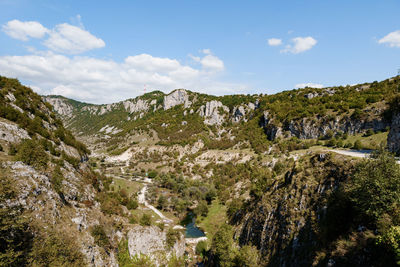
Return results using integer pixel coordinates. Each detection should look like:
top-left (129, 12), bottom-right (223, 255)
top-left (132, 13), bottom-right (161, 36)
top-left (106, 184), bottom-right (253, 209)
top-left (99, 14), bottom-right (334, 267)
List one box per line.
top-left (185, 221), bottom-right (206, 238)
top-left (183, 213), bottom-right (206, 238)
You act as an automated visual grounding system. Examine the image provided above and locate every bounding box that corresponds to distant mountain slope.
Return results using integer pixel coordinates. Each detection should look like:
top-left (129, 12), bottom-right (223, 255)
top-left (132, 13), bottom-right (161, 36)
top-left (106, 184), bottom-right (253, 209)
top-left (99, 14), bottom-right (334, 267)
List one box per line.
top-left (45, 76), bottom-right (400, 155)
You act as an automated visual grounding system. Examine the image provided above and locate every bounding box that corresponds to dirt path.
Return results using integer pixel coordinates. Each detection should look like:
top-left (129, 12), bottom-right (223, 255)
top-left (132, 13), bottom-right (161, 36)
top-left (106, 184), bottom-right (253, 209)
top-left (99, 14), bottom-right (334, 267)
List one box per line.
top-left (137, 183), bottom-right (173, 224)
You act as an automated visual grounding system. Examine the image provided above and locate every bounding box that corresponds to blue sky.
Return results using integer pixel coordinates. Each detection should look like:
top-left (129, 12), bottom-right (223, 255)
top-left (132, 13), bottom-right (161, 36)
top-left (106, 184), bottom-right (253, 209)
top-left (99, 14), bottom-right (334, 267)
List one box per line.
top-left (0, 0), bottom-right (399, 103)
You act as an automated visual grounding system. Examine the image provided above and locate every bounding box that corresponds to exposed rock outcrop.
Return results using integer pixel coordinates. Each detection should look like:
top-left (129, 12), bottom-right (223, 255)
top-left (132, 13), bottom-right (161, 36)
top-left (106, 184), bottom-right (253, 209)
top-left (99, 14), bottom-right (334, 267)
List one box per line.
top-left (0, 120), bottom-right (31, 143)
top-left (198, 100), bottom-right (229, 125)
top-left (44, 97), bottom-right (74, 117)
top-left (127, 225), bottom-right (185, 266)
top-left (262, 111), bottom-right (388, 140)
top-left (123, 99), bottom-right (149, 113)
top-left (163, 89), bottom-right (191, 110)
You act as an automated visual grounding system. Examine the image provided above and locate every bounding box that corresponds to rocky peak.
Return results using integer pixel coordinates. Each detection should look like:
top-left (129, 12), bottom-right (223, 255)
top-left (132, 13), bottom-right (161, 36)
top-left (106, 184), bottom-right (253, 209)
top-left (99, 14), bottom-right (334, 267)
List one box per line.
top-left (163, 89), bottom-right (191, 110)
top-left (44, 97), bottom-right (74, 117)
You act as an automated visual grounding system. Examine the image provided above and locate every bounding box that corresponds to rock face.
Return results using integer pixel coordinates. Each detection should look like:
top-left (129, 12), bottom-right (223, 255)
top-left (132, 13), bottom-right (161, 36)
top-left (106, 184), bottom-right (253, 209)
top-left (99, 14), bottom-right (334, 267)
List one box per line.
top-left (0, 120), bottom-right (31, 143)
top-left (123, 99), bottom-right (149, 113)
top-left (262, 111), bottom-right (388, 140)
top-left (127, 225), bottom-right (185, 266)
top-left (198, 100), bottom-right (229, 125)
top-left (163, 89), bottom-right (191, 110)
top-left (234, 154), bottom-right (354, 266)
top-left (388, 113), bottom-right (400, 154)
top-left (232, 106), bottom-right (246, 123)
top-left (44, 97), bottom-right (74, 117)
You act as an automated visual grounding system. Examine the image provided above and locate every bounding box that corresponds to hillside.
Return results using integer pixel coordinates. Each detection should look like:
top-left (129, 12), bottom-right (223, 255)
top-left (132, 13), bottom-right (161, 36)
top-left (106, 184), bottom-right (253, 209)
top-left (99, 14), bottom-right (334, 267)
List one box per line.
top-left (0, 76), bottom-right (187, 266)
top-left (45, 76), bottom-right (400, 156)
top-left (42, 75), bottom-right (400, 266)
top-left (2, 75), bottom-right (400, 266)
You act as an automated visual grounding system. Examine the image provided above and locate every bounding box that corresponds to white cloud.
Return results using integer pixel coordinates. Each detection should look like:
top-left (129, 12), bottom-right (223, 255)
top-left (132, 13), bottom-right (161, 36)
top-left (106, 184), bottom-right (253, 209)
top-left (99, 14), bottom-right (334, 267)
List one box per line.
top-left (295, 82), bottom-right (324, 89)
top-left (267, 38), bottom-right (282, 46)
top-left (0, 51), bottom-right (244, 104)
top-left (378, 30), bottom-right (400, 48)
top-left (2, 19), bottom-right (49, 41)
top-left (44, 23), bottom-right (105, 54)
top-left (2, 19), bottom-right (105, 54)
top-left (282, 36), bottom-right (317, 54)
top-left (190, 49), bottom-right (225, 72)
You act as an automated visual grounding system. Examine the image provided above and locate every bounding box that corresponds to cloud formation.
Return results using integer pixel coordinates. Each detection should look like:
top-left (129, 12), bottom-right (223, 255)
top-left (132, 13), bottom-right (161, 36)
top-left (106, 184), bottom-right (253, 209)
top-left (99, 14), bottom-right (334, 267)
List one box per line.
top-left (378, 30), bottom-right (400, 48)
top-left (1, 19), bottom-right (247, 103)
top-left (190, 49), bottom-right (225, 72)
top-left (2, 19), bottom-right (105, 54)
top-left (0, 50), bottom-right (243, 104)
top-left (267, 38), bottom-right (282, 46)
top-left (2, 20), bottom-right (49, 41)
top-left (44, 23), bottom-right (105, 54)
top-left (282, 36), bottom-right (317, 54)
top-left (295, 82), bottom-right (324, 89)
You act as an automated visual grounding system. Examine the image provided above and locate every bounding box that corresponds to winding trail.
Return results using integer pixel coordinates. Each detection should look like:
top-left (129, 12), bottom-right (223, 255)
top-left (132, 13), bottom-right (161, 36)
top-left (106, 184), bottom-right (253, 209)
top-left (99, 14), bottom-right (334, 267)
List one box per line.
top-left (328, 149), bottom-right (400, 164)
top-left (137, 183), bottom-right (173, 224)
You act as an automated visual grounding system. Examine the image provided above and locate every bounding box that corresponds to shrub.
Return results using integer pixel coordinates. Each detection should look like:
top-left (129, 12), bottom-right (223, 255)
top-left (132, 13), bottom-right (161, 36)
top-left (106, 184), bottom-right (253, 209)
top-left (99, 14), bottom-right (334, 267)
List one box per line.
top-left (195, 240), bottom-right (208, 256)
top-left (148, 170), bottom-right (158, 178)
top-left (194, 200), bottom-right (208, 217)
top-left (51, 166), bottom-right (64, 194)
top-left (8, 144), bottom-right (16, 155)
top-left (166, 228), bottom-right (181, 249)
top-left (140, 214), bottom-right (151, 226)
top-left (29, 228), bottom-right (85, 267)
top-left (91, 225), bottom-right (110, 248)
top-left (126, 198), bottom-right (138, 210)
top-left (234, 245), bottom-right (260, 267)
top-left (16, 139), bottom-right (49, 169)
top-left (353, 140), bottom-right (362, 150)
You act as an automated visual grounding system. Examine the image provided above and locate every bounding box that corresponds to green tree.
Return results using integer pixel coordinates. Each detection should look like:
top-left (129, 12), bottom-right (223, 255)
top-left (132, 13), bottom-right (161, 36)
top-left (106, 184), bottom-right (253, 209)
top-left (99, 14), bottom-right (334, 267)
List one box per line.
top-left (350, 149), bottom-right (400, 223)
top-left (234, 245), bottom-right (259, 267)
top-left (211, 224), bottom-right (237, 267)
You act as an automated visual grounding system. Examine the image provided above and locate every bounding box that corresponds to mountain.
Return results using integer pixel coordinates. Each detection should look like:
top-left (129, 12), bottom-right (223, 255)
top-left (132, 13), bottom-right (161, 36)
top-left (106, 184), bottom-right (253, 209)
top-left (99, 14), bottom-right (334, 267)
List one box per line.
top-left (2, 75), bottom-right (400, 266)
top-left (45, 76), bottom-right (400, 156)
top-left (0, 76), bottom-right (186, 266)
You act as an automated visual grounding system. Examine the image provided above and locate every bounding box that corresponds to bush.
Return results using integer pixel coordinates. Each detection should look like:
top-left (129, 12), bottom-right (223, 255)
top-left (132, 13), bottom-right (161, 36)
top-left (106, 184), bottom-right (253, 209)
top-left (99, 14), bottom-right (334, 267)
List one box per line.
top-left (166, 228), bottom-right (181, 249)
top-left (51, 166), bottom-right (63, 194)
top-left (16, 139), bottom-right (49, 169)
top-left (194, 200), bottom-right (208, 217)
top-left (140, 214), bottom-right (151, 226)
top-left (353, 140), bottom-right (362, 150)
top-left (147, 170), bottom-right (158, 178)
top-left (126, 198), bottom-right (138, 210)
top-left (234, 245), bottom-right (259, 267)
top-left (29, 228), bottom-right (85, 267)
top-left (195, 240), bottom-right (208, 256)
top-left (91, 225), bottom-right (110, 248)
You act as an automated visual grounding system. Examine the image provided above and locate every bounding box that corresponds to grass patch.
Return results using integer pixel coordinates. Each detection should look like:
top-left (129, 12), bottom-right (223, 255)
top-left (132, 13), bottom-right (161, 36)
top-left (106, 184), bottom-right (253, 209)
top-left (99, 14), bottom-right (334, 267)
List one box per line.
top-left (345, 131), bottom-right (388, 150)
top-left (111, 177), bottom-right (142, 196)
top-left (197, 199), bottom-right (227, 240)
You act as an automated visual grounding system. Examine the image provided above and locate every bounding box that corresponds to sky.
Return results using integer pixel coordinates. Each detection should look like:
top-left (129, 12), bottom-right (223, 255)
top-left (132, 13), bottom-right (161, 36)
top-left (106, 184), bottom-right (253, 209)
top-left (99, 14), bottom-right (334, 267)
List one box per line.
top-left (0, 0), bottom-right (399, 104)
